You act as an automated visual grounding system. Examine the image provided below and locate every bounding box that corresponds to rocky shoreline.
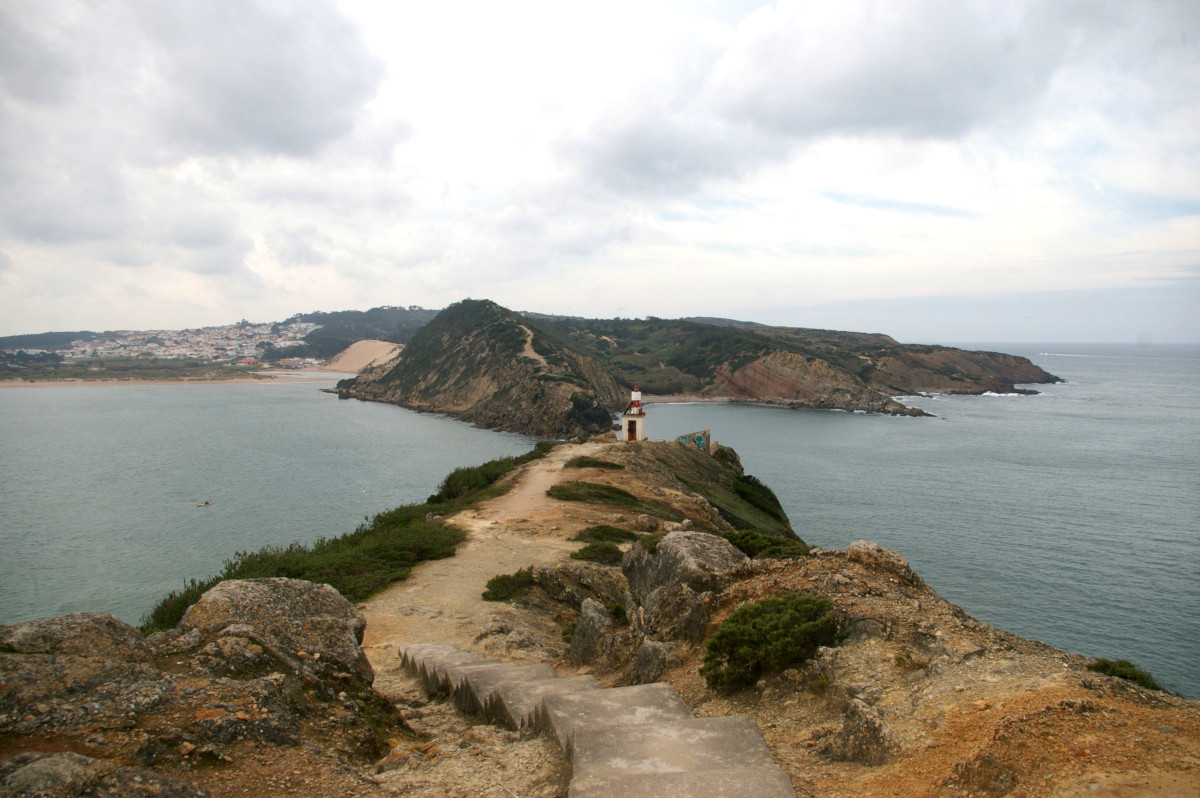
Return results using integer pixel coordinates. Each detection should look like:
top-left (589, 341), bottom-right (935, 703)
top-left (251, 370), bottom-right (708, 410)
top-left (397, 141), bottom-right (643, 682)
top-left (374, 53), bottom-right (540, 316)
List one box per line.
top-left (3, 439), bottom-right (1195, 797)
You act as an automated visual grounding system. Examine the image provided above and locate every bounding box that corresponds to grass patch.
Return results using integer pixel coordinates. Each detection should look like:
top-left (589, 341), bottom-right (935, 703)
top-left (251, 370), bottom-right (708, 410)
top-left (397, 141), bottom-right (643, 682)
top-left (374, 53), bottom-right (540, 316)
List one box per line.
top-left (428, 441), bottom-right (558, 503)
top-left (482, 567), bottom-right (536, 601)
top-left (638, 533), bottom-right (664, 553)
top-left (571, 525), bottom-right (637, 543)
top-left (565, 456), bottom-right (625, 470)
top-left (570, 541), bottom-right (624, 566)
top-left (720, 529), bottom-right (809, 559)
top-left (701, 593), bottom-right (837, 690)
top-left (142, 444), bottom-right (558, 634)
top-left (546, 481), bottom-right (683, 521)
top-left (1087, 658), bottom-right (1164, 691)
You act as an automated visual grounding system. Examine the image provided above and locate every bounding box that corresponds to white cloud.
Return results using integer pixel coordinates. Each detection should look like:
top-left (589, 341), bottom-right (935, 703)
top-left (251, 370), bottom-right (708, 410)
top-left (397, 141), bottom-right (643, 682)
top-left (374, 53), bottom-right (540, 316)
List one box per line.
top-left (0, 0), bottom-right (1197, 341)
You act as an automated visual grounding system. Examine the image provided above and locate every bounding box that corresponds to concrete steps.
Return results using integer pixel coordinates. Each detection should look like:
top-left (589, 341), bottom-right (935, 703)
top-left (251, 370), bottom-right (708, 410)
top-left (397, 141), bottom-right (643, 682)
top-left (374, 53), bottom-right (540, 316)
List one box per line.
top-left (397, 643), bottom-right (795, 798)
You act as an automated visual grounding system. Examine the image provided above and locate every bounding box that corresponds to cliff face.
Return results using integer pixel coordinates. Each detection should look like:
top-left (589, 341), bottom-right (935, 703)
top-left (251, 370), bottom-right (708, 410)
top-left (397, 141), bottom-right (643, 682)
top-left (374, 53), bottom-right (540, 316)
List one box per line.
top-left (337, 300), bottom-right (626, 437)
top-left (709, 350), bottom-right (922, 415)
top-left (862, 347), bottom-right (1060, 395)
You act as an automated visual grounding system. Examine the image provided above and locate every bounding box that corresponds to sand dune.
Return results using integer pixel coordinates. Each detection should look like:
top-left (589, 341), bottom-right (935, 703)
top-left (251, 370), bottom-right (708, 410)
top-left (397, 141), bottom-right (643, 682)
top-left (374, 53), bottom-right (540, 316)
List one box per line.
top-left (317, 339), bottom-right (403, 373)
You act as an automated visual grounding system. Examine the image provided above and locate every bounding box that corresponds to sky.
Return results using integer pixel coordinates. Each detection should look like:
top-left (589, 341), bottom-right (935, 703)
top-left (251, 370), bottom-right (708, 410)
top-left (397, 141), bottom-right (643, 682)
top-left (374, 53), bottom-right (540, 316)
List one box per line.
top-left (1, 1), bottom-right (1198, 344)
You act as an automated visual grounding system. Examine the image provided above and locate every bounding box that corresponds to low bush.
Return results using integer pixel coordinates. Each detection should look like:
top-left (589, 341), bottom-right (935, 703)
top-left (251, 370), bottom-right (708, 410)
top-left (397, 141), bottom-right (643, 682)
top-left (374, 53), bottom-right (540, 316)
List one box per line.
top-left (720, 529), bottom-right (809, 559)
top-left (141, 444), bottom-right (559, 634)
top-left (482, 567), bottom-right (536, 601)
top-left (428, 441), bottom-right (558, 503)
top-left (1087, 658), bottom-right (1164, 691)
top-left (565, 456), bottom-right (625, 470)
top-left (571, 525), bottom-right (637, 543)
top-left (546, 481), bottom-right (682, 521)
top-left (701, 593), bottom-right (837, 690)
top-left (637, 533), bottom-right (664, 553)
top-left (570, 541), bottom-right (624, 566)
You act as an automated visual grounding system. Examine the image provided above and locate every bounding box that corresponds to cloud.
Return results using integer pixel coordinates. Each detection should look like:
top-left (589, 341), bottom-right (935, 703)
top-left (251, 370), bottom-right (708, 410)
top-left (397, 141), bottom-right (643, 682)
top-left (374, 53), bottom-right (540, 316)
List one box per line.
top-left (131, 0), bottom-right (383, 158)
top-left (821, 191), bottom-right (974, 218)
top-left (708, 1), bottom-right (1071, 140)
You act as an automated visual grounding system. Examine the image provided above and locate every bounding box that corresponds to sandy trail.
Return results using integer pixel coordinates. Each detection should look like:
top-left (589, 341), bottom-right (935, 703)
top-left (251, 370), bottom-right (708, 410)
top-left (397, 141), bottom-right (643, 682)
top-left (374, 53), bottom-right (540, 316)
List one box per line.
top-left (360, 441), bottom-right (607, 659)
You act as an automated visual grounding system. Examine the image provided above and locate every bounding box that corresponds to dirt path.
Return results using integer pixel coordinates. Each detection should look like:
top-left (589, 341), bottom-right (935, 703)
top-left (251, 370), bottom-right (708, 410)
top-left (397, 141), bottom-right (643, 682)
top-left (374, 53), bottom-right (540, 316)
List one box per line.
top-left (359, 441), bottom-right (606, 657)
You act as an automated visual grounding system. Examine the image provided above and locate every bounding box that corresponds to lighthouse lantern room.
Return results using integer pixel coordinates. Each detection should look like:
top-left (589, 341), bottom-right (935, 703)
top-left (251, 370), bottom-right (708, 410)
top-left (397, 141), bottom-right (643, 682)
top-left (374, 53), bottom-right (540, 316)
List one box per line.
top-left (621, 385), bottom-right (646, 442)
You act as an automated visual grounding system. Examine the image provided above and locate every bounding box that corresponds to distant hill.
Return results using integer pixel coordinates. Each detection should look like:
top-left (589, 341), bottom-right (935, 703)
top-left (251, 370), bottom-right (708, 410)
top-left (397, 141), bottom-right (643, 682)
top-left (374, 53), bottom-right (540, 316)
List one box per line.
top-left (0, 331), bottom-right (99, 350)
top-left (335, 300), bottom-right (627, 437)
top-left (270, 306), bottom-right (439, 359)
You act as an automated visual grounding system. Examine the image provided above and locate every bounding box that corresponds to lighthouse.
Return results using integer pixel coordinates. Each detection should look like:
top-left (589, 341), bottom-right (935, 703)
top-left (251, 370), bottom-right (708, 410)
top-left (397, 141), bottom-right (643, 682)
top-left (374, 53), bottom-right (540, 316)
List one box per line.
top-left (621, 385), bottom-right (646, 442)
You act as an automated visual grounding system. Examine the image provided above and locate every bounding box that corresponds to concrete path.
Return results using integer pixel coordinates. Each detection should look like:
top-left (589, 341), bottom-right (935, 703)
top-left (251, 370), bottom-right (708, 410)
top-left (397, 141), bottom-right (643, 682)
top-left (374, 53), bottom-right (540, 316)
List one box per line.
top-left (398, 643), bottom-right (796, 798)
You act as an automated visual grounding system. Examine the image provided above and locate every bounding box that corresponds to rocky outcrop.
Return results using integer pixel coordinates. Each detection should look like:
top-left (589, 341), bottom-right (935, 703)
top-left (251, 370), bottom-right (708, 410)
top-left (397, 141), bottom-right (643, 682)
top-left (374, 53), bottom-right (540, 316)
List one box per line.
top-left (0, 752), bottom-right (209, 798)
top-left (864, 347), bottom-right (1060, 395)
top-left (623, 530), bottom-right (748, 602)
top-left (710, 350), bottom-right (920, 415)
top-left (0, 579), bottom-right (403, 798)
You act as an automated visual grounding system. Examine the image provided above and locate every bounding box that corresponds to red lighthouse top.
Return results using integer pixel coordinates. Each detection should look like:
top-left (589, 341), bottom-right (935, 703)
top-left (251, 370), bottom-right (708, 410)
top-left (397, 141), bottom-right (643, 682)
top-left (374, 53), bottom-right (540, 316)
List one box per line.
top-left (626, 385), bottom-right (644, 416)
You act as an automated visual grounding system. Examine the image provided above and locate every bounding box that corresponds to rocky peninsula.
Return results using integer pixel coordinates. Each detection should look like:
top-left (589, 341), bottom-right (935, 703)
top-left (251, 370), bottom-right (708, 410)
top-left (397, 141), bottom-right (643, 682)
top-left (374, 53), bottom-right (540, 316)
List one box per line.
top-left (3, 439), bottom-right (1194, 798)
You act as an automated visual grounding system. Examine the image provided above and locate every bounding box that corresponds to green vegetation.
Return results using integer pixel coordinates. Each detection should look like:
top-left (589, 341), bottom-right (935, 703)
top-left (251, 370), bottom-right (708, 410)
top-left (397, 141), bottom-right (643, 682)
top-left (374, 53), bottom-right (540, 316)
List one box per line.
top-left (719, 529), bottom-right (809, 559)
top-left (565, 456), bottom-right (625, 470)
top-left (701, 594), bottom-right (838, 690)
top-left (428, 441), bottom-right (558, 503)
top-left (571, 525), bottom-right (637, 543)
top-left (546, 481), bottom-right (683, 521)
top-left (606, 602), bottom-right (628, 625)
top-left (1087, 658), bottom-right (1164, 691)
top-left (142, 443), bottom-right (556, 633)
top-left (570, 541), bottom-right (624, 565)
top-left (637, 533), bottom-right (664, 553)
top-left (482, 567), bottom-right (536, 601)
top-left (142, 507), bottom-right (464, 633)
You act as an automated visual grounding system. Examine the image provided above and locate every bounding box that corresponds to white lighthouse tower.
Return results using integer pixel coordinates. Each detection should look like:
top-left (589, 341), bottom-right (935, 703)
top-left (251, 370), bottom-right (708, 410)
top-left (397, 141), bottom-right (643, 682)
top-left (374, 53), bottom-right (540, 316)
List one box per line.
top-left (621, 385), bottom-right (646, 442)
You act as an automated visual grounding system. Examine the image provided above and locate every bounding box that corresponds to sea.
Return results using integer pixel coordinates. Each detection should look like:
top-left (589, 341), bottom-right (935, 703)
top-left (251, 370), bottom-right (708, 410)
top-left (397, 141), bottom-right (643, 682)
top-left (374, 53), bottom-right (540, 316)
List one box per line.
top-left (0, 345), bottom-right (1196, 698)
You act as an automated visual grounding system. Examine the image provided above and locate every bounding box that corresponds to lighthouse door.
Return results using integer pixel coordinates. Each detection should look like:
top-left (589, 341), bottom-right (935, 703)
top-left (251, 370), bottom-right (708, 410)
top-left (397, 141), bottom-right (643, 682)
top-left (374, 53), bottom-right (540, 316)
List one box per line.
top-left (627, 420), bottom-right (637, 441)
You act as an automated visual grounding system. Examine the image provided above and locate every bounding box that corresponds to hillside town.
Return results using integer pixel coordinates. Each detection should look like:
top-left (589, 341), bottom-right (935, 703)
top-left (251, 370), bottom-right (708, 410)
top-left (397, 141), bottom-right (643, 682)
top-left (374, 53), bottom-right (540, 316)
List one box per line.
top-left (4, 320), bottom-right (322, 365)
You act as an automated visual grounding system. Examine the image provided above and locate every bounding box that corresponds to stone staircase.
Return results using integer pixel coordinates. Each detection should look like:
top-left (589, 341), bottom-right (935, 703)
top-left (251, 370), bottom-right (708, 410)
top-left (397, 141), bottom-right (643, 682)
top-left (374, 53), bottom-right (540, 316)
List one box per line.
top-left (398, 643), bottom-right (796, 797)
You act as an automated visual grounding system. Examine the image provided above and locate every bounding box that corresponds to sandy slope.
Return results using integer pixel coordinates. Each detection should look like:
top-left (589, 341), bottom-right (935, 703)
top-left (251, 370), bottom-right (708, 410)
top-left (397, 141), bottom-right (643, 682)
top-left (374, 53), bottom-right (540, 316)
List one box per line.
top-left (317, 340), bottom-right (403, 373)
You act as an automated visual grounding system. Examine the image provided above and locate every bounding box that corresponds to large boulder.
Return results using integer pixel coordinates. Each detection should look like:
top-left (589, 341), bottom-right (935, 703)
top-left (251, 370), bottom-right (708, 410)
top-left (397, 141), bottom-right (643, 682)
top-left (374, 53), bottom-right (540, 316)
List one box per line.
top-left (0, 614), bottom-right (175, 736)
top-left (569, 598), bottom-right (613, 665)
top-left (846, 541), bottom-right (924, 587)
top-left (623, 531), bottom-right (748, 603)
top-left (173, 577), bottom-right (373, 687)
top-left (0, 751), bottom-right (208, 798)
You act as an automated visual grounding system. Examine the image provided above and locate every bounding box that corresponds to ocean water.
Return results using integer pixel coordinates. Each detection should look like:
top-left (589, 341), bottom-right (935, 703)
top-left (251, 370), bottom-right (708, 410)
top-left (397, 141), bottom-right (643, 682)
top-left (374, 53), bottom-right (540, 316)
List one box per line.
top-left (1, 345), bottom-right (1196, 698)
top-left (0, 376), bottom-right (535, 627)
top-left (649, 343), bottom-right (1199, 697)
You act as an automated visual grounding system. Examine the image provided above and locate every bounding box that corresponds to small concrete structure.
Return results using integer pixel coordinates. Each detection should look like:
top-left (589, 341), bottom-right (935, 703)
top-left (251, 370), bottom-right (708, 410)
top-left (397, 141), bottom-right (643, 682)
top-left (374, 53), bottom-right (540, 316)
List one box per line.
top-left (621, 385), bottom-right (646, 442)
top-left (397, 643), bottom-right (796, 798)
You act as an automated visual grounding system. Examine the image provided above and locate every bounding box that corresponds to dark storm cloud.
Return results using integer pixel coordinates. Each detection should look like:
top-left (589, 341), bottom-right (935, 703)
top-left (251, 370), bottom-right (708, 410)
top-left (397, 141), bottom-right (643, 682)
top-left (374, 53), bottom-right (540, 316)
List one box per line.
top-left (131, 0), bottom-right (384, 158)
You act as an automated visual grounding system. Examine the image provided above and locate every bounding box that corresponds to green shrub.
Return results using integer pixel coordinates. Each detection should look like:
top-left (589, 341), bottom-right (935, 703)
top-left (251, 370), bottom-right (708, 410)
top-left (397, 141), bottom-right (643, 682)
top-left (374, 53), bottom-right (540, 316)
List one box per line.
top-left (482, 567), bottom-right (536, 601)
top-left (562, 621), bottom-right (576, 643)
top-left (894, 650), bottom-right (930, 672)
top-left (546, 481), bottom-right (682, 520)
top-left (809, 673), bottom-right (831, 695)
top-left (1087, 658), bottom-right (1163, 691)
top-left (720, 529), bottom-right (809, 559)
top-left (606, 602), bottom-right (628, 625)
top-left (571, 525), bottom-right (637, 543)
top-left (565, 456), bottom-right (625, 470)
top-left (638, 533), bottom-right (664, 553)
top-left (428, 441), bottom-right (558, 503)
top-left (140, 443), bottom-right (558, 634)
top-left (570, 541), bottom-right (624, 566)
top-left (701, 594), bottom-right (837, 690)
